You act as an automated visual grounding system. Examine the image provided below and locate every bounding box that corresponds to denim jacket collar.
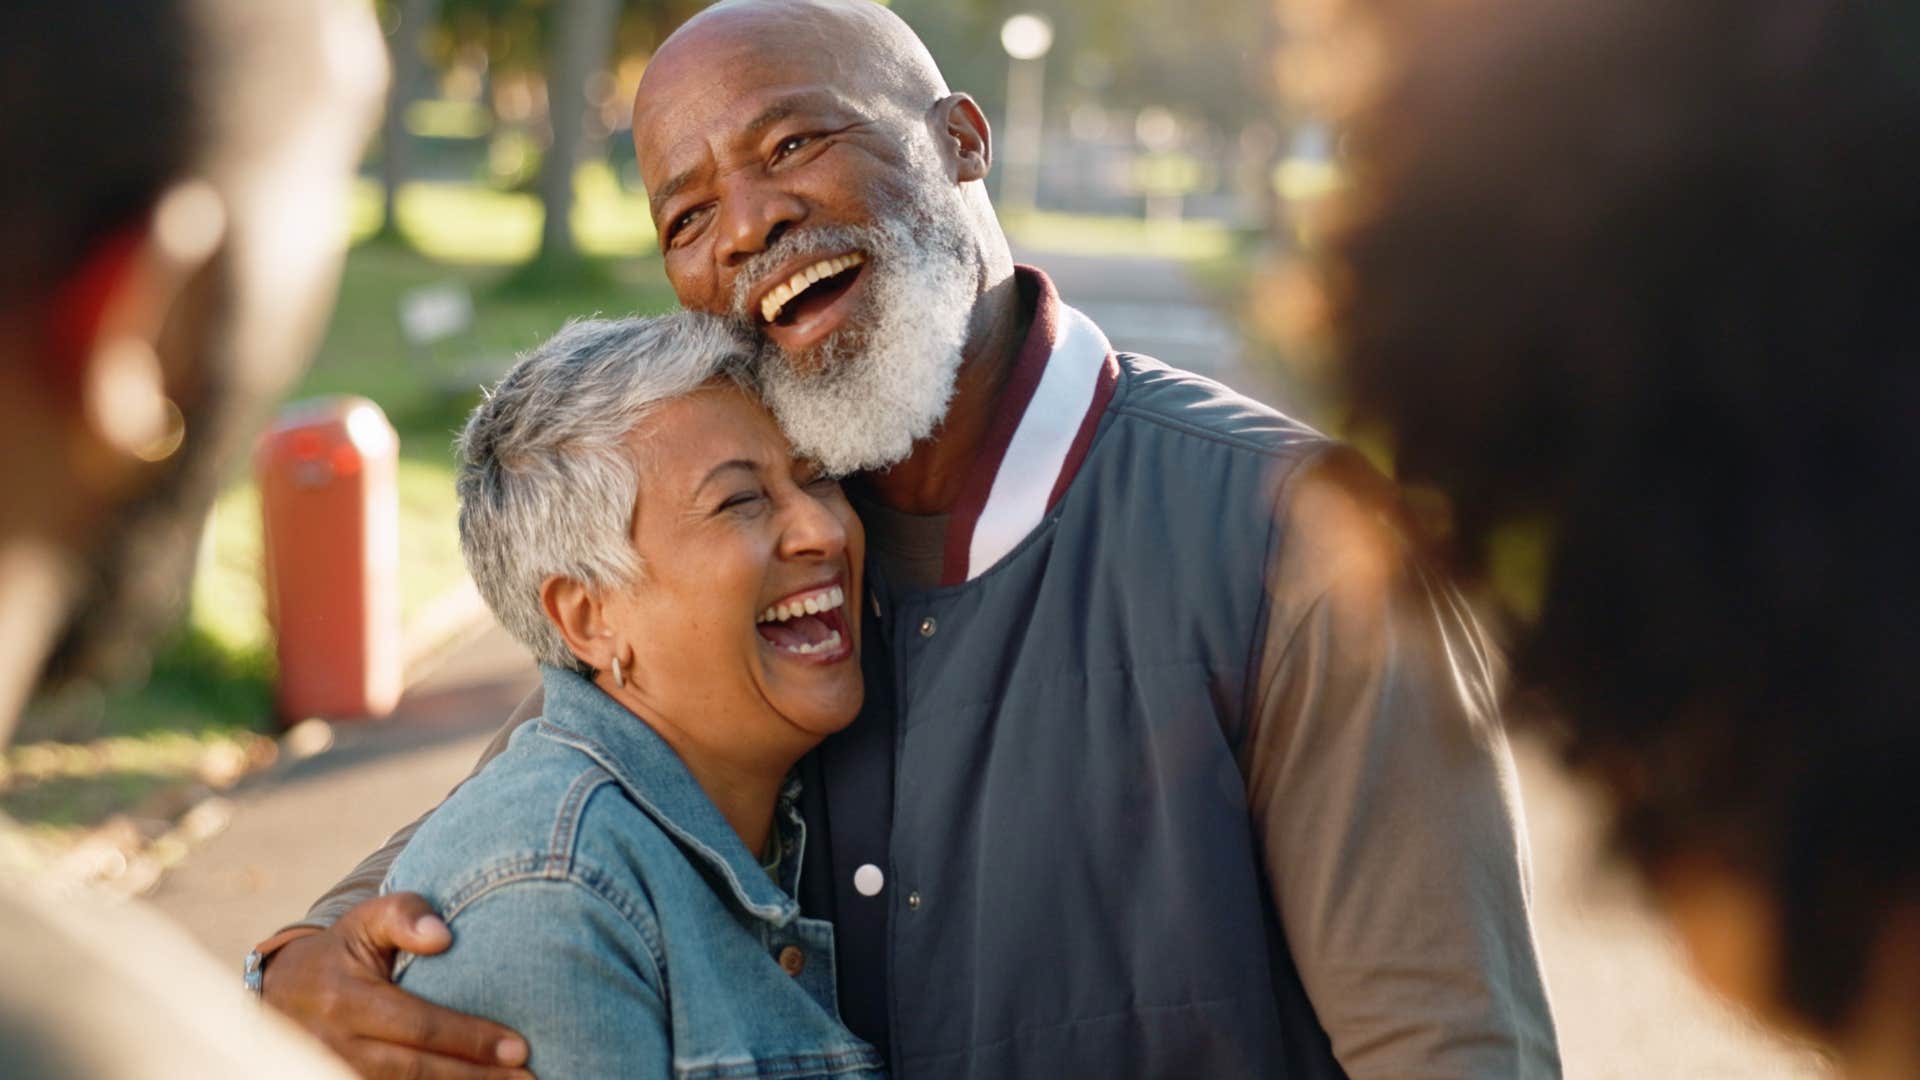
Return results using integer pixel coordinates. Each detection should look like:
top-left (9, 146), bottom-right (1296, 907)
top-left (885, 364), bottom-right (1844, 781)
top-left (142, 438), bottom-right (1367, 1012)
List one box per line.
top-left (535, 664), bottom-right (803, 925)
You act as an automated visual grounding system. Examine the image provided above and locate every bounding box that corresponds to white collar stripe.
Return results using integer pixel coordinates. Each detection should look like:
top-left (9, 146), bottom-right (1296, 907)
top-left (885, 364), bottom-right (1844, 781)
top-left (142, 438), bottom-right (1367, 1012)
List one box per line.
top-left (964, 304), bottom-right (1115, 580)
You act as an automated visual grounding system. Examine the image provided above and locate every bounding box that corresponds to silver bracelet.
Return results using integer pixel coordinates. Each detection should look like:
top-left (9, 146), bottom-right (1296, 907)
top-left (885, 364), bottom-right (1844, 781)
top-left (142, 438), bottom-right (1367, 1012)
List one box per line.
top-left (242, 949), bottom-right (266, 999)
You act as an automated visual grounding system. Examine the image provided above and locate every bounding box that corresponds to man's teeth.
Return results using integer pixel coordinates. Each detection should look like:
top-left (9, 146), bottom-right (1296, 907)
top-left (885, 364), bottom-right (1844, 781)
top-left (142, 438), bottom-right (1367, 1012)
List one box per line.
top-left (759, 253), bottom-right (865, 324)
top-left (756, 585), bottom-right (846, 626)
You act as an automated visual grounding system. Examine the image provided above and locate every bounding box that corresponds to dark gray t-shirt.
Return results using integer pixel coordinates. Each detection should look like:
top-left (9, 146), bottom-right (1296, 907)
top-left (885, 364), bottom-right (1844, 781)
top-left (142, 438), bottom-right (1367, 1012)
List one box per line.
top-left (847, 489), bottom-right (948, 593)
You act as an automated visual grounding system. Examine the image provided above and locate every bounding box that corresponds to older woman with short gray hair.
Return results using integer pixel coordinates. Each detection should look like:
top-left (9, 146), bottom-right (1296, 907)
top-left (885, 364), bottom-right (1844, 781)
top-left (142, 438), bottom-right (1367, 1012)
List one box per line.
top-left (382, 312), bottom-right (881, 1079)
top-left (455, 312), bottom-right (743, 673)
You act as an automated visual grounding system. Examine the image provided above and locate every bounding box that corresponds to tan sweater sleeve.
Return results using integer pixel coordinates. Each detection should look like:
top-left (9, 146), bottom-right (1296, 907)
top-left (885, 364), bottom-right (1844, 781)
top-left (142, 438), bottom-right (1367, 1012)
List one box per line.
top-left (1242, 448), bottom-right (1560, 1079)
top-left (279, 686), bottom-right (547, 934)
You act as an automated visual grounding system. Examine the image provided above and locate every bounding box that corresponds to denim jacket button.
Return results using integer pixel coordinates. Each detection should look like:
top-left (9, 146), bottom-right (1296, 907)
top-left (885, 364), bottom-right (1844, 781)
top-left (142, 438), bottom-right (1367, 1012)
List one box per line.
top-left (777, 945), bottom-right (806, 977)
top-left (918, 616), bottom-right (937, 638)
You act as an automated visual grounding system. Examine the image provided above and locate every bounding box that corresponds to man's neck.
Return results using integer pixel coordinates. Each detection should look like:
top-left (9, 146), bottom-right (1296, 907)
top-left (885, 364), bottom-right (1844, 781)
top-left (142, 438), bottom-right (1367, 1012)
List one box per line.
top-left (859, 266), bottom-right (1032, 515)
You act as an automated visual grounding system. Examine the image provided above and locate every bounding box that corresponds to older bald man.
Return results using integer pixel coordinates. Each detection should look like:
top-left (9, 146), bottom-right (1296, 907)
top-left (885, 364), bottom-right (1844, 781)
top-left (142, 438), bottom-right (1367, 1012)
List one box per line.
top-left (260, 2), bottom-right (1559, 1077)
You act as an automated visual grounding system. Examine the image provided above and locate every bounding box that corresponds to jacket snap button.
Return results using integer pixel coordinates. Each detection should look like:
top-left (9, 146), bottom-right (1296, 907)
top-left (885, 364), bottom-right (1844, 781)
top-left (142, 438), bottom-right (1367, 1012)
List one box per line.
top-left (919, 617), bottom-right (937, 638)
top-left (778, 946), bottom-right (805, 977)
top-left (907, 891), bottom-right (921, 910)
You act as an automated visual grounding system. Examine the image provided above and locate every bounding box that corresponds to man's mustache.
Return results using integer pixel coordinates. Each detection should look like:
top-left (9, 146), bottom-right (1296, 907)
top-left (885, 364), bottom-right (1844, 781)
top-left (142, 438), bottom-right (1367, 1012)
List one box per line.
top-left (728, 223), bottom-right (885, 325)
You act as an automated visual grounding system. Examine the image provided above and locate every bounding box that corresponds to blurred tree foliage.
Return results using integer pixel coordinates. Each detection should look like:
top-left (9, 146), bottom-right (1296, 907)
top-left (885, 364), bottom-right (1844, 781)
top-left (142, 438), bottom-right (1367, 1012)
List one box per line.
top-left (367, 0), bottom-right (1288, 269)
top-left (377, 0), bottom-right (705, 75)
top-left (373, 0), bottom-right (1283, 143)
top-left (377, 0), bottom-right (698, 275)
top-left (894, 0), bottom-right (1283, 137)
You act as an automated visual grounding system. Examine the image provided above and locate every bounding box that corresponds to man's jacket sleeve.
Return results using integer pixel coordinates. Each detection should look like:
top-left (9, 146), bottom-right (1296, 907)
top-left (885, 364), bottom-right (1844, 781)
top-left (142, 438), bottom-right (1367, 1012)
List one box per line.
top-left (1241, 447), bottom-right (1561, 1079)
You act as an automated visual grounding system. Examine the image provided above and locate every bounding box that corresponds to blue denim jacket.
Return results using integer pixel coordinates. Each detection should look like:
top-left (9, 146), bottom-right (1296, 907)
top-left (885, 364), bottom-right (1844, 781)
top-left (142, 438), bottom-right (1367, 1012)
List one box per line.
top-left (384, 665), bottom-right (885, 1080)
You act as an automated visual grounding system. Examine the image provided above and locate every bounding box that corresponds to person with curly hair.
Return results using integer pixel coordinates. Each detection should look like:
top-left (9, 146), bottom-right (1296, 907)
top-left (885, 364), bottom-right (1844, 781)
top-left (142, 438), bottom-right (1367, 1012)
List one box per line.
top-left (1309, 1), bottom-right (1919, 1076)
top-left (0, 0), bottom-right (386, 1075)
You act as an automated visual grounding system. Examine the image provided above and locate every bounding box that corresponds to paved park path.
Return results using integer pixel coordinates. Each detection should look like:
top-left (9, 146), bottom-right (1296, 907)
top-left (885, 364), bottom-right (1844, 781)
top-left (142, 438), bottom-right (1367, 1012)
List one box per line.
top-left (151, 246), bottom-right (1834, 1079)
top-left (1019, 245), bottom-right (1286, 400)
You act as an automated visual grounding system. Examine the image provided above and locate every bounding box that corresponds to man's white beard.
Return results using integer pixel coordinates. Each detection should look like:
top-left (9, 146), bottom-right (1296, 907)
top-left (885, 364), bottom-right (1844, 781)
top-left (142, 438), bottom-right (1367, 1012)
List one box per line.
top-left (738, 193), bottom-right (978, 476)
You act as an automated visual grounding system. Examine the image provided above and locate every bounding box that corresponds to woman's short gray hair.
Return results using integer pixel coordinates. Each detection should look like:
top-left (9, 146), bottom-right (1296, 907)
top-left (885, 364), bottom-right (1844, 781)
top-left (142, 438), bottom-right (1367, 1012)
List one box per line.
top-left (455, 312), bottom-right (751, 671)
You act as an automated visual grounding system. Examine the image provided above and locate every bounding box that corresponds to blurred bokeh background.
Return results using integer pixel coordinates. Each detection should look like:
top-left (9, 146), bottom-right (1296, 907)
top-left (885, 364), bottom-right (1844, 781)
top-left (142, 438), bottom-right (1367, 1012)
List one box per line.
top-left (0, 4), bottom-right (1840, 1075)
top-left (4, 0), bottom-right (1316, 833)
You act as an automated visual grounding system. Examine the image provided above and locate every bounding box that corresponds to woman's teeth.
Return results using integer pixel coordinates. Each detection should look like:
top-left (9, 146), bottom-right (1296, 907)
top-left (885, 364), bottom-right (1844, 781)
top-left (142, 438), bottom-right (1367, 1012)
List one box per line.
top-left (756, 584), bottom-right (846, 626)
top-left (778, 630), bottom-right (844, 656)
top-left (759, 253), bottom-right (865, 324)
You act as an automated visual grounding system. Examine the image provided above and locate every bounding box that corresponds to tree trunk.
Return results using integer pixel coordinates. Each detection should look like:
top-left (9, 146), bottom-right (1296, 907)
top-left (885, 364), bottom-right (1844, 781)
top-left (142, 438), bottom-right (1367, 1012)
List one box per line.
top-left (380, 0), bottom-right (441, 239)
top-left (537, 0), bottom-right (620, 267)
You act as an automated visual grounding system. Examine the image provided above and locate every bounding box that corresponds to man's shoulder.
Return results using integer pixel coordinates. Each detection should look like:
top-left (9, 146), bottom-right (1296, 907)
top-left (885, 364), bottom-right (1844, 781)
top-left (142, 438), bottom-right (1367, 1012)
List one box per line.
top-left (1107, 351), bottom-right (1329, 464)
top-left (1097, 352), bottom-right (1415, 563)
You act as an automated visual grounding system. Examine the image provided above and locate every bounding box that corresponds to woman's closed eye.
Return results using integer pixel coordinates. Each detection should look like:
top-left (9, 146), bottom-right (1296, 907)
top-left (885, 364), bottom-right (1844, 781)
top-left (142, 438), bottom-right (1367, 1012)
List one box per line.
top-left (717, 489), bottom-right (766, 515)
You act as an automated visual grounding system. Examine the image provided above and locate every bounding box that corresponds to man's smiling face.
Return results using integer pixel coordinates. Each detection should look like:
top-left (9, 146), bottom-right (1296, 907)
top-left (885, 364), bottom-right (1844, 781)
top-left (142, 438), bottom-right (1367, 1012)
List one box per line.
top-left (631, 0), bottom-right (988, 475)
top-left (635, 4), bottom-right (931, 360)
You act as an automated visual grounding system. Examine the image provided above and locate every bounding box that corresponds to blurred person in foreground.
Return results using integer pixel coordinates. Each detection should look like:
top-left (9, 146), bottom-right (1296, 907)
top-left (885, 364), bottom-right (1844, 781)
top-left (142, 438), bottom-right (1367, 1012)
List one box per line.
top-left (0, 0), bottom-right (398, 1076)
top-left (258, 0), bottom-right (1559, 1077)
top-left (382, 315), bottom-right (879, 1077)
top-left (1305, 0), bottom-right (1919, 1076)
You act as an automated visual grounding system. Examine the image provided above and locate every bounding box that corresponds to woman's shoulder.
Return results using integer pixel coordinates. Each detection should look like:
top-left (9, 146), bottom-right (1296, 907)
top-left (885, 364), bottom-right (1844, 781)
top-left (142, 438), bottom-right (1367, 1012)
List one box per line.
top-left (383, 724), bottom-right (674, 920)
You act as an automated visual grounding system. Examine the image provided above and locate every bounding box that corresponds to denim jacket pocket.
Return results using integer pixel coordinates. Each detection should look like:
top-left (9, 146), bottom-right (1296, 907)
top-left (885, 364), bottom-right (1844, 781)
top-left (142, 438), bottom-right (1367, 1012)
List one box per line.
top-left (669, 914), bottom-right (884, 1079)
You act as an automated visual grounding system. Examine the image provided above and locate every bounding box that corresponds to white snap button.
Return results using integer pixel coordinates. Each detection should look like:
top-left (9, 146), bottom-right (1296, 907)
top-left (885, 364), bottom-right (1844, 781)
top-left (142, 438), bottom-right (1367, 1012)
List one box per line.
top-left (853, 863), bottom-right (885, 897)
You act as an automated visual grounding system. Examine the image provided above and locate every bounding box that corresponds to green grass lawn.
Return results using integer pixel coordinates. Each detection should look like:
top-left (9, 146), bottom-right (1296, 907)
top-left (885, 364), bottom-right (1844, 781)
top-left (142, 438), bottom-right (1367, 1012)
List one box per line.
top-left (348, 162), bottom-right (658, 266)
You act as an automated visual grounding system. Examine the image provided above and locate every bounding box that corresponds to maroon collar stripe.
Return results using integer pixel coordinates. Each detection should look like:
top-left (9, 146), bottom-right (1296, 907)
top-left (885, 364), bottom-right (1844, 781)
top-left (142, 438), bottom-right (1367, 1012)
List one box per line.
top-left (940, 267), bottom-right (1121, 586)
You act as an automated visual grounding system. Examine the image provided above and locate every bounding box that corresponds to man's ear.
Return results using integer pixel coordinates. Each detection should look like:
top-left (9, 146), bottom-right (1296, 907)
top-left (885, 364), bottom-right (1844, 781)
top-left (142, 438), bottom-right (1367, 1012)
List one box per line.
top-left (931, 93), bottom-right (992, 183)
top-left (46, 182), bottom-right (226, 468)
top-left (541, 575), bottom-right (615, 671)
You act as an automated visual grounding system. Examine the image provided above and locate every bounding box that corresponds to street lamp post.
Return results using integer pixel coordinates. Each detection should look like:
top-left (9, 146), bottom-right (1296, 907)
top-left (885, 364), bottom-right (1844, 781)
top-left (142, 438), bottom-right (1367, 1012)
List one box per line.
top-left (1000, 13), bottom-right (1053, 217)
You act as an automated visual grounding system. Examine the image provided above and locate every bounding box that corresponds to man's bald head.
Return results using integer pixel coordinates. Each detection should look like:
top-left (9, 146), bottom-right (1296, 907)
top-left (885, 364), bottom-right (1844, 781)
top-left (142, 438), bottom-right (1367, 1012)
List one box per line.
top-left (641, 0), bottom-right (949, 125)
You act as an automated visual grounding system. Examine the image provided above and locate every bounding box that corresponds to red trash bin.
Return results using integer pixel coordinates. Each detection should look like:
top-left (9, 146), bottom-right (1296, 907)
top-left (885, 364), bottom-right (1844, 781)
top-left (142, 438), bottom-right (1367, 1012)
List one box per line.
top-left (256, 396), bottom-right (402, 723)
